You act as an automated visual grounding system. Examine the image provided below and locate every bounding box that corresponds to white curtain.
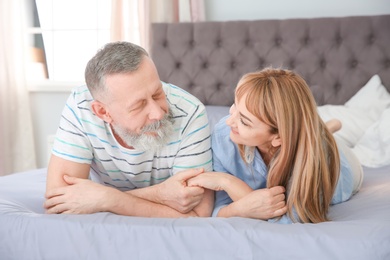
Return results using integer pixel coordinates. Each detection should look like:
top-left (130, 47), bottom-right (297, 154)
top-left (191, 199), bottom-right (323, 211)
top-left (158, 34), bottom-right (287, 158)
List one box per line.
top-left (0, 0), bottom-right (37, 175)
top-left (111, 0), bottom-right (205, 52)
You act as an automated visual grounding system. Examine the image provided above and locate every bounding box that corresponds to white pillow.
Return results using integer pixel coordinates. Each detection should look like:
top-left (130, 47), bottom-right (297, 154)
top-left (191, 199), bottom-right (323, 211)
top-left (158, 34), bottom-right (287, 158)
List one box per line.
top-left (317, 74), bottom-right (390, 148)
top-left (351, 108), bottom-right (390, 167)
top-left (345, 74), bottom-right (390, 114)
top-left (317, 105), bottom-right (377, 147)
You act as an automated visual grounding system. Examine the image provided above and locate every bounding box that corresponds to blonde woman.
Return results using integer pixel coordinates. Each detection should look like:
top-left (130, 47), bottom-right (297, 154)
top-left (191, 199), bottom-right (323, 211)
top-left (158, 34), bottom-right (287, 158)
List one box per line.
top-left (188, 68), bottom-right (363, 223)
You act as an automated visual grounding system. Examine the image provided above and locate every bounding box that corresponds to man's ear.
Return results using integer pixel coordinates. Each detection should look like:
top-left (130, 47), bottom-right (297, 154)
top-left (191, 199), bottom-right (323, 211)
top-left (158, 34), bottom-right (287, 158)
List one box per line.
top-left (91, 100), bottom-right (112, 123)
top-left (271, 135), bottom-right (282, 148)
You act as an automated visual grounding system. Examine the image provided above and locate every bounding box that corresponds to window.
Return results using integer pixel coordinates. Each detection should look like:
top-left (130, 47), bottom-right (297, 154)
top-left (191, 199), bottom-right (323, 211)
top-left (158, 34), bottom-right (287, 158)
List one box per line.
top-left (27, 0), bottom-right (112, 88)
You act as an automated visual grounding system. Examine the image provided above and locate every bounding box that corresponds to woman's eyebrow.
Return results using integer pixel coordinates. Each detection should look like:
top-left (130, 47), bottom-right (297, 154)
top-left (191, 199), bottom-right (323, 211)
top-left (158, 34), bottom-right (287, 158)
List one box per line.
top-left (239, 112), bottom-right (253, 123)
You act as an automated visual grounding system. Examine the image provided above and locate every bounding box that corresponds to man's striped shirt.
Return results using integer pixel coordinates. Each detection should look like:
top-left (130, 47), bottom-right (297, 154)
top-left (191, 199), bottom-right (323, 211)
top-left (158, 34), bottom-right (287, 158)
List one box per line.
top-left (52, 82), bottom-right (212, 190)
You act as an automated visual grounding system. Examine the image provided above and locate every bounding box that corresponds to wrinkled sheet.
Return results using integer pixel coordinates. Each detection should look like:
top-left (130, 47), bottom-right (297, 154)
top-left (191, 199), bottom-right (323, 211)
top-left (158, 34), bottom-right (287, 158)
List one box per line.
top-left (1, 166), bottom-right (390, 260)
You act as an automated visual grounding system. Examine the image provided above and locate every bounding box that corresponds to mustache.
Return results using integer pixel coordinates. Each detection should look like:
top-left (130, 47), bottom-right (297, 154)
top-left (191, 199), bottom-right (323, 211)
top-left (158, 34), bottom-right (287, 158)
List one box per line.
top-left (140, 110), bottom-right (173, 133)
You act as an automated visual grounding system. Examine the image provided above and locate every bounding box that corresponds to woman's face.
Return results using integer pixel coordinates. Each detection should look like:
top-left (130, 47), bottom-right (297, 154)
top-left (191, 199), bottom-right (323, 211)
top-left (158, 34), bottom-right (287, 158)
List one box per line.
top-left (226, 92), bottom-right (280, 155)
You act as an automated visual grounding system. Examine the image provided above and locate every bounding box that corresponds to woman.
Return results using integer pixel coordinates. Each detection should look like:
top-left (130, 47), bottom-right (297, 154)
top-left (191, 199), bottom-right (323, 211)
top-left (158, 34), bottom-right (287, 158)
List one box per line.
top-left (188, 68), bottom-right (363, 223)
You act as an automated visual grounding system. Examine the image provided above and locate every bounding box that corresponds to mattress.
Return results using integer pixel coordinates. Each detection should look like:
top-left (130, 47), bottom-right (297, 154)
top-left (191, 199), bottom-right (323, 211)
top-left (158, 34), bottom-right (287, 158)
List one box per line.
top-left (1, 166), bottom-right (389, 259)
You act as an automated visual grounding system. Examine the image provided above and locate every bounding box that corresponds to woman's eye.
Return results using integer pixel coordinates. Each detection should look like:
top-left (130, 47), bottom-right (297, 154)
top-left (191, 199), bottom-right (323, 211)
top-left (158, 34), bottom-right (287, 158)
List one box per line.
top-left (240, 118), bottom-right (249, 126)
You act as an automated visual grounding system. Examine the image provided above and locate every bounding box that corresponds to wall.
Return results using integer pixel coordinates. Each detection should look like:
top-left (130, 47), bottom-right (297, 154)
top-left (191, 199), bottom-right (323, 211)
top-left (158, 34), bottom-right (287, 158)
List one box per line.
top-left (30, 90), bottom-right (70, 168)
top-left (31, 0), bottom-right (390, 168)
top-left (205, 0), bottom-right (390, 21)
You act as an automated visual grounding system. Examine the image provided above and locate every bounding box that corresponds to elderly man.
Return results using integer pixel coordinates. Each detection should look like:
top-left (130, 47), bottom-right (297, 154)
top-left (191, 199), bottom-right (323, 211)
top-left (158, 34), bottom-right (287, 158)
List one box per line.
top-left (44, 41), bottom-right (213, 217)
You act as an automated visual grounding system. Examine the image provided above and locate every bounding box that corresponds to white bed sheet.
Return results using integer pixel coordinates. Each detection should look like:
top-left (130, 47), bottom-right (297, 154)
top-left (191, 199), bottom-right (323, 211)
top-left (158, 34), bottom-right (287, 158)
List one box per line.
top-left (1, 166), bottom-right (390, 260)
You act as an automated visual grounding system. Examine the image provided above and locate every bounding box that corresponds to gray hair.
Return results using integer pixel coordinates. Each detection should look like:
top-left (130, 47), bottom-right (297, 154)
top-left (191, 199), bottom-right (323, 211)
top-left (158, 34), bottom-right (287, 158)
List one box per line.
top-left (85, 41), bottom-right (149, 98)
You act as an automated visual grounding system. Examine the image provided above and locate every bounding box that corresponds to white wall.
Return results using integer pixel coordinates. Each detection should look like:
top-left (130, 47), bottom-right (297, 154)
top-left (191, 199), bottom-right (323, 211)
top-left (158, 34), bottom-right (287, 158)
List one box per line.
top-left (30, 90), bottom-right (70, 168)
top-left (205, 0), bottom-right (390, 21)
top-left (31, 0), bottom-right (390, 168)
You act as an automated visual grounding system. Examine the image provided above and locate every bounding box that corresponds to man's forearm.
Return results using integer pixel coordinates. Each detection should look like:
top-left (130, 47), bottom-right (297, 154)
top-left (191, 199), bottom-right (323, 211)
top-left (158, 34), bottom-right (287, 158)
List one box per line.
top-left (125, 184), bottom-right (161, 204)
top-left (46, 155), bottom-right (90, 193)
top-left (107, 188), bottom-right (208, 217)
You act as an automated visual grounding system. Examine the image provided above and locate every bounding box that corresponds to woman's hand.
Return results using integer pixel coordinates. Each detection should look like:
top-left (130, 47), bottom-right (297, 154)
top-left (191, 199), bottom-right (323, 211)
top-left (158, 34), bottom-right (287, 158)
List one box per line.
top-left (188, 171), bottom-right (253, 201)
top-left (187, 171), bottom-right (229, 191)
top-left (239, 187), bottom-right (287, 219)
top-left (218, 186), bottom-right (287, 220)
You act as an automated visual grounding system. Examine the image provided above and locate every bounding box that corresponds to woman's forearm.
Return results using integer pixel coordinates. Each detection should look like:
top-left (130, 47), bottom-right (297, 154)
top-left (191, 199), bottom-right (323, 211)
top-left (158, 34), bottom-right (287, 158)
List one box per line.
top-left (187, 171), bottom-right (253, 201)
top-left (221, 174), bottom-right (253, 201)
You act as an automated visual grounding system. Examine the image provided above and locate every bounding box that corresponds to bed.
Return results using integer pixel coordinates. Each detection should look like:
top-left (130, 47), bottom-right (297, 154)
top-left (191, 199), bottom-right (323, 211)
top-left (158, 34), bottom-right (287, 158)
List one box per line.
top-left (1, 15), bottom-right (390, 259)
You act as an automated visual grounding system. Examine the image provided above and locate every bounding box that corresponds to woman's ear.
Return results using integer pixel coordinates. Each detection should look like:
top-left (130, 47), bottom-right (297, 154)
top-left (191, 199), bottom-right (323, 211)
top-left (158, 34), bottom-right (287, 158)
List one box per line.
top-left (91, 101), bottom-right (112, 123)
top-left (271, 135), bottom-right (282, 148)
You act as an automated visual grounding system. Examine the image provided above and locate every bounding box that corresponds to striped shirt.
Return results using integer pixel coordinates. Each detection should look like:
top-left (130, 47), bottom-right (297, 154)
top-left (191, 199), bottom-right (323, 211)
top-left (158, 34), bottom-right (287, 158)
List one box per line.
top-left (52, 82), bottom-right (212, 191)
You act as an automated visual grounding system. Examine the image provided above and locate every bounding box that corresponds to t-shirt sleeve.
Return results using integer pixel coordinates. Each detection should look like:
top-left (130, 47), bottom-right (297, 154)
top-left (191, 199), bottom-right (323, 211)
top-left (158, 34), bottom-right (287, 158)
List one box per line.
top-left (330, 146), bottom-right (354, 205)
top-left (172, 102), bottom-right (213, 173)
top-left (211, 123), bottom-right (233, 217)
top-left (51, 91), bottom-right (94, 164)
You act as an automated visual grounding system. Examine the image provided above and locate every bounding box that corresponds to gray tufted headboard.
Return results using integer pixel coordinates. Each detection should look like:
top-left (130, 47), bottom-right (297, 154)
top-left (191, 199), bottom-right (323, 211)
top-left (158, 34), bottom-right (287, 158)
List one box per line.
top-left (151, 15), bottom-right (390, 106)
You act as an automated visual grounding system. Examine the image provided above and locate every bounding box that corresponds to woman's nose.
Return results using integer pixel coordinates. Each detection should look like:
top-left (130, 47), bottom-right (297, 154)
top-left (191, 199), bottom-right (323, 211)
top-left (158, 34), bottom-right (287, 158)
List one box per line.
top-left (229, 104), bottom-right (235, 115)
top-left (226, 105), bottom-right (237, 126)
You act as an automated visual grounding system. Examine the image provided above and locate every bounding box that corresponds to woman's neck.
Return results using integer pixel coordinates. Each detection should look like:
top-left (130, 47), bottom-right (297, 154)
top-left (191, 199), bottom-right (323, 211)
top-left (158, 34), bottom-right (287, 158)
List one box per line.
top-left (258, 147), bottom-right (271, 165)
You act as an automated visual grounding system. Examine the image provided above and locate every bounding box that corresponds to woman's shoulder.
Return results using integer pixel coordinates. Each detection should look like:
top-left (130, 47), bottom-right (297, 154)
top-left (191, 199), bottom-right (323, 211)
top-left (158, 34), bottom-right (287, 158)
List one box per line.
top-left (211, 116), bottom-right (238, 155)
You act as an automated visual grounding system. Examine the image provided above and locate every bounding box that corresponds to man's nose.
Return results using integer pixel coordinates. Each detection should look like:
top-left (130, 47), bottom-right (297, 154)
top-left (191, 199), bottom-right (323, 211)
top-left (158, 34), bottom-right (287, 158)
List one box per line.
top-left (148, 100), bottom-right (165, 121)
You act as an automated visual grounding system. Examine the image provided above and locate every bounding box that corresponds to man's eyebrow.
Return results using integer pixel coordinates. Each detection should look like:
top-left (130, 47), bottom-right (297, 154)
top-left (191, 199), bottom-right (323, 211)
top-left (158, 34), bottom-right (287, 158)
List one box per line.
top-left (127, 98), bottom-right (143, 110)
top-left (153, 88), bottom-right (164, 95)
top-left (239, 112), bottom-right (253, 123)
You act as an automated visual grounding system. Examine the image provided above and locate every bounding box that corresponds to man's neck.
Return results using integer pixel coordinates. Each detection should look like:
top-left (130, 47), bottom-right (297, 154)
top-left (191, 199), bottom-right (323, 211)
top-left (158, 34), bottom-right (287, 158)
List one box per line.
top-left (110, 125), bottom-right (134, 149)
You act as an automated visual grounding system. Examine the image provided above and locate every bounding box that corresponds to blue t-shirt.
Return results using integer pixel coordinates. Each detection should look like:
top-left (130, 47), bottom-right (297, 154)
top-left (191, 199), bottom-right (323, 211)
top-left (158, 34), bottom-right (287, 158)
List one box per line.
top-left (211, 115), bottom-right (354, 224)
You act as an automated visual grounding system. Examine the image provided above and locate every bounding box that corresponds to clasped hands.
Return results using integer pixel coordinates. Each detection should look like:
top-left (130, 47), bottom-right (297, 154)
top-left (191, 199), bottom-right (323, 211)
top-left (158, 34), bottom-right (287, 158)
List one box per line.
top-left (44, 169), bottom-right (286, 220)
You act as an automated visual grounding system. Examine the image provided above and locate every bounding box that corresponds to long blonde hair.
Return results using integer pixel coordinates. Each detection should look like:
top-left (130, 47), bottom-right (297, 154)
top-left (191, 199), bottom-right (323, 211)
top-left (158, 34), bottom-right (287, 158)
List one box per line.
top-left (236, 68), bottom-right (340, 223)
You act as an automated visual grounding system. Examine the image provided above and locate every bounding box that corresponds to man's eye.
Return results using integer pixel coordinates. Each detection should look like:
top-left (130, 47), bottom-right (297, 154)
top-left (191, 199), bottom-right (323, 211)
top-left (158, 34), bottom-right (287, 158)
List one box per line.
top-left (153, 92), bottom-right (163, 100)
top-left (130, 100), bottom-right (146, 112)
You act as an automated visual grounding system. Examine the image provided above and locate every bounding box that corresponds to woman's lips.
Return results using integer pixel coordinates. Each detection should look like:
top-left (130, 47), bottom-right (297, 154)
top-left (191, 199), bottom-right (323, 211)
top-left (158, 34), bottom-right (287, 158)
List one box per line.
top-left (230, 128), bottom-right (238, 135)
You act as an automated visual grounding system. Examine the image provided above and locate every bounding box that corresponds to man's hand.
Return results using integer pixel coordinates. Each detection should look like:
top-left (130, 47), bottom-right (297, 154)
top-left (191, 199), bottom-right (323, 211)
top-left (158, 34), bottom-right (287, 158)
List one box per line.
top-left (44, 175), bottom-right (118, 214)
top-left (156, 168), bottom-right (206, 214)
top-left (232, 187), bottom-right (287, 219)
top-left (44, 168), bottom-right (209, 216)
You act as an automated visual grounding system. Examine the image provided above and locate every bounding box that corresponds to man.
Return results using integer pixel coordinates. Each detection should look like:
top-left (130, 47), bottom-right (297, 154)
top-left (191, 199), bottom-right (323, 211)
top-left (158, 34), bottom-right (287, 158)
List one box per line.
top-left (44, 42), bottom-right (213, 217)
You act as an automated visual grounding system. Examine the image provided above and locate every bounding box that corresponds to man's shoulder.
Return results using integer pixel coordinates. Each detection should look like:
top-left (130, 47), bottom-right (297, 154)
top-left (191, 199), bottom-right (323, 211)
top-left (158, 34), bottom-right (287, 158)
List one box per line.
top-left (69, 85), bottom-right (93, 101)
top-left (163, 82), bottom-right (204, 108)
top-left (64, 85), bottom-right (97, 121)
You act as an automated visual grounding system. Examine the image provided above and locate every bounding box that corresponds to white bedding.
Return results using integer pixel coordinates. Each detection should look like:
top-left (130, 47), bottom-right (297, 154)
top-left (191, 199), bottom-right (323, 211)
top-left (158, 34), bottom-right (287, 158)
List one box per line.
top-left (0, 166), bottom-right (390, 259)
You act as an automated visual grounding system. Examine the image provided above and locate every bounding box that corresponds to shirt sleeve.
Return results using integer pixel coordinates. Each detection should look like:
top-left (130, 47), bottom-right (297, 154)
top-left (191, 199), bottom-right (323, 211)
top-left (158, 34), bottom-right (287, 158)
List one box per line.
top-left (51, 91), bottom-right (94, 164)
top-left (330, 145), bottom-right (354, 205)
top-left (211, 124), bottom-right (233, 217)
top-left (212, 150), bottom-right (233, 217)
top-left (171, 103), bottom-right (213, 173)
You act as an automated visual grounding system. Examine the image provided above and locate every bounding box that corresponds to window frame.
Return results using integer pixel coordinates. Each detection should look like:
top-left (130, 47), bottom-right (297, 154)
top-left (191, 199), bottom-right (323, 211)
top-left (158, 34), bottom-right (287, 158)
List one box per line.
top-left (26, 0), bottom-right (112, 92)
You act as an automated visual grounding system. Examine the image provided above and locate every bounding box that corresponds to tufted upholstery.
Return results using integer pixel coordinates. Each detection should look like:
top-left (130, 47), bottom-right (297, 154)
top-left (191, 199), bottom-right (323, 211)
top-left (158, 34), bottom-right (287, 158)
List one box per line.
top-left (151, 15), bottom-right (390, 106)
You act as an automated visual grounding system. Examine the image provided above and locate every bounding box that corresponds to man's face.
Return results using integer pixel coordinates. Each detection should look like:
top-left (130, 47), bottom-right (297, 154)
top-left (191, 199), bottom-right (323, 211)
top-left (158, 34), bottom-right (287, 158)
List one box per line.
top-left (111, 109), bottom-right (174, 151)
top-left (98, 57), bottom-right (172, 150)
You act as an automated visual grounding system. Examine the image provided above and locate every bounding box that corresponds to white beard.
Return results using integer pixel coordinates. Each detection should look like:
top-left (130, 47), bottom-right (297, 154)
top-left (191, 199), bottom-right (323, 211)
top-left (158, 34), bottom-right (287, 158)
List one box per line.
top-left (111, 110), bottom-right (174, 152)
